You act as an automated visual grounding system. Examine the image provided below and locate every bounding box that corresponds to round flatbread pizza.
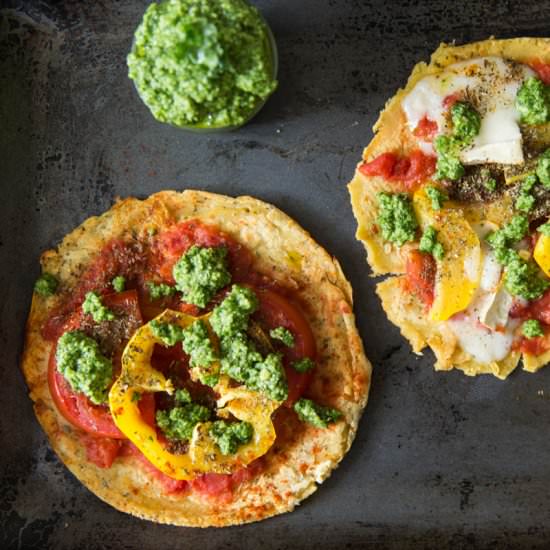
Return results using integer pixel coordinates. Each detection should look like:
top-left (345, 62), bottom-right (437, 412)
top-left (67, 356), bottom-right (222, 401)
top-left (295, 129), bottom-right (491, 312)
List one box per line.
top-left (349, 37), bottom-right (550, 379)
top-left (22, 190), bottom-right (370, 527)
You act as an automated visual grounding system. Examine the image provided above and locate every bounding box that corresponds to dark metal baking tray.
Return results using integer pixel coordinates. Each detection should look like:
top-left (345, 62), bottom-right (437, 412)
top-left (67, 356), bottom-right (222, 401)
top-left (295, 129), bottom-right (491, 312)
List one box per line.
top-left (2, 1), bottom-right (550, 548)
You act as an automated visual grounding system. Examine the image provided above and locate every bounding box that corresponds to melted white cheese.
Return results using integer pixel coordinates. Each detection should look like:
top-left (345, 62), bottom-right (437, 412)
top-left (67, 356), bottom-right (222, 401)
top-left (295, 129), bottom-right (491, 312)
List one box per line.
top-left (401, 56), bottom-right (534, 165)
top-left (448, 314), bottom-right (516, 363)
top-left (446, 221), bottom-right (516, 362)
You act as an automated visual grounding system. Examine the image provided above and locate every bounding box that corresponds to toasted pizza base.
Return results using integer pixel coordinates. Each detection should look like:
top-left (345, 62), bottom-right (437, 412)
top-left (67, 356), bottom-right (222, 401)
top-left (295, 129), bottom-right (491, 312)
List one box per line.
top-left (22, 190), bottom-right (371, 527)
top-left (348, 38), bottom-right (550, 377)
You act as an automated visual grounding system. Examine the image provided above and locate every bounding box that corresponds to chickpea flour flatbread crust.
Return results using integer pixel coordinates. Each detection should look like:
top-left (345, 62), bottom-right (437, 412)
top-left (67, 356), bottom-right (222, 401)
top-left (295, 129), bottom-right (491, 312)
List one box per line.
top-left (22, 190), bottom-right (371, 527)
top-left (348, 38), bottom-right (550, 378)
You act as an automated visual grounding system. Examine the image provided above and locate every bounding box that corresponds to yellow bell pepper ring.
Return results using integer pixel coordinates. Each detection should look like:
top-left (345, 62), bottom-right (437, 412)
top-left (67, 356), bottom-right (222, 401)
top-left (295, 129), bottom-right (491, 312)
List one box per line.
top-left (109, 309), bottom-right (280, 480)
top-left (534, 233), bottom-right (550, 277)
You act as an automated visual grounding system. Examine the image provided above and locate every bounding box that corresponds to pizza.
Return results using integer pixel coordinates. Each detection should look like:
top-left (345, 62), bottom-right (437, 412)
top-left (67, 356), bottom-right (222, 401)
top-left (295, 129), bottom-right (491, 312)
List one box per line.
top-left (349, 37), bottom-right (550, 378)
top-left (22, 190), bottom-right (370, 526)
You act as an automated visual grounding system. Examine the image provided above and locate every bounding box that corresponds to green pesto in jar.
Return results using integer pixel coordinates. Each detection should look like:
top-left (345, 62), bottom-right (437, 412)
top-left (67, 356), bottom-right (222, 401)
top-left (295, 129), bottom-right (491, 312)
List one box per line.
top-left (127, 0), bottom-right (278, 129)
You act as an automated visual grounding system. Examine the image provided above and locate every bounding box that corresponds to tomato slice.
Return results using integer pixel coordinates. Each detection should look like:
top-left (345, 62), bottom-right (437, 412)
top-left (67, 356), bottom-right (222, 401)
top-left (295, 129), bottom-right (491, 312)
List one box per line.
top-left (48, 290), bottom-right (155, 438)
top-left (252, 287), bottom-right (316, 406)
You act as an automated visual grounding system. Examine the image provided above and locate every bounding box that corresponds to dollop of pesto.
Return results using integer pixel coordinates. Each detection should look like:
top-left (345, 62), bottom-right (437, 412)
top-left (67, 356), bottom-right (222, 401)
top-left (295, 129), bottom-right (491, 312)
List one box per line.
top-left (424, 185), bottom-right (448, 210)
top-left (210, 284), bottom-right (258, 337)
top-left (486, 214), bottom-right (529, 255)
top-left (82, 291), bottom-right (115, 323)
top-left (434, 101), bottom-right (480, 181)
top-left (419, 226), bottom-right (444, 261)
top-left (150, 319), bottom-right (186, 346)
top-left (34, 272), bottom-right (58, 296)
top-left (209, 285), bottom-right (288, 400)
top-left (151, 319), bottom-right (219, 386)
top-left (293, 398), bottom-right (342, 428)
top-left (515, 174), bottom-right (538, 213)
top-left (127, 0), bottom-right (277, 129)
top-left (434, 135), bottom-right (465, 181)
top-left (450, 101), bottom-right (481, 143)
top-left (209, 420), bottom-right (253, 454)
top-left (516, 77), bottom-right (550, 125)
top-left (538, 221), bottom-right (550, 236)
top-left (173, 245), bottom-right (231, 307)
top-left (112, 275), bottom-right (126, 293)
top-left (156, 402), bottom-right (211, 441)
top-left (269, 326), bottom-right (294, 347)
top-left (291, 357), bottom-right (315, 373)
top-left (377, 192), bottom-right (418, 247)
top-left (503, 253), bottom-right (549, 300)
top-left (481, 170), bottom-right (497, 192)
top-left (485, 215), bottom-right (548, 300)
top-left (182, 321), bottom-right (220, 386)
top-left (522, 319), bottom-right (544, 338)
top-left (147, 281), bottom-right (176, 300)
top-left (536, 149), bottom-right (550, 188)
top-left (220, 334), bottom-right (288, 401)
top-left (56, 331), bottom-right (113, 405)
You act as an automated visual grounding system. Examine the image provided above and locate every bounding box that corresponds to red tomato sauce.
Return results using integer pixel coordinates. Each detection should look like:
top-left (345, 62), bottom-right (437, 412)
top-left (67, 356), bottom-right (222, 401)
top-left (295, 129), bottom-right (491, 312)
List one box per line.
top-left (358, 150), bottom-right (436, 191)
top-left (510, 289), bottom-right (550, 326)
top-left (442, 91), bottom-right (462, 109)
top-left (413, 116), bottom-right (438, 141)
top-left (151, 220), bottom-right (253, 284)
top-left (515, 332), bottom-right (550, 357)
top-left (43, 219), bottom-right (317, 497)
top-left (530, 59), bottom-right (550, 85)
top-left (403, 250), bottom-right (436, 309)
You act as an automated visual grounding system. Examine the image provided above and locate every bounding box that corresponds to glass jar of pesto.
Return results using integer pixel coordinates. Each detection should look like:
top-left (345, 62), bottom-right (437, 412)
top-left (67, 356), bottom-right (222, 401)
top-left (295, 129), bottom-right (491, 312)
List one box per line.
top-left (127, 0), bottom-right (278, 131)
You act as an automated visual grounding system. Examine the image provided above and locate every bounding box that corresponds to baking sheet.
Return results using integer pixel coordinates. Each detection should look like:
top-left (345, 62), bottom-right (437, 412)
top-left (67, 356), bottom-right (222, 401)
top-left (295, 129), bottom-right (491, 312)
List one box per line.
top-left (2, 0), bottom-right (550, 548)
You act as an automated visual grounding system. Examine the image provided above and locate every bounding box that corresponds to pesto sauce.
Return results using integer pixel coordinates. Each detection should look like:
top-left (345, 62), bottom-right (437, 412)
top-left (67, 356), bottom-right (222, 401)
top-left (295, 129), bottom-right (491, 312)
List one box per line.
top-left (82, 291), bottom-right (115, 323)
top-left (147, 281), bottom-right (176, 300)
top-left (293, 398), bottom-right (342, 428)
top-left (210, 284), bottom-right (258, 337)
top-left (486, 218), bottom-right (549, 300)
top-left (516, 77), bottom-right (550, 125)
top-left (112, 276), bottom-right (126, 292)
top-left (156, 402), bottom-right (211, 441)
top-left (522, 319), bottom-right (544, 338)
top-left (173, 245), bottom-right (231, 308)
top-left (291, 357), bottom-right (315, 373)
top-left (56, 331), bottom-right (113, 405)
top-left (127, 0), bottom-right (277, 129)
top-left (150, 319), bottom-right (219, 386)
top-left (269, 326), bottom-right (294, 347)
top-left (219, 333), bottom-right (288, 401)
top-left (536, 149), bottom-right (550, 188)
top-left (377, 192), bottom-right (418, 247)
top-left (209, 419), bottom-right (253, 454)
top-left (419, 226), bottom-right (444, 261)
top-left (34, 272), bottom-right (58, 296)
top-left (424, 185), bottom-right (448, 210)
top-left (434, 101), bottom-right (480, 181)
top-left (515, 174), bottom-right (538, 213)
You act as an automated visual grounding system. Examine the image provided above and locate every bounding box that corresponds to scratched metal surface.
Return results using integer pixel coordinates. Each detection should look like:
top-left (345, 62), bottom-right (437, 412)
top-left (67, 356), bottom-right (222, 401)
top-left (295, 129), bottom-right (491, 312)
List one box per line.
top-left (2, 1), bottom-right (550, 548)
